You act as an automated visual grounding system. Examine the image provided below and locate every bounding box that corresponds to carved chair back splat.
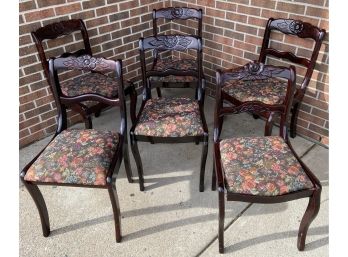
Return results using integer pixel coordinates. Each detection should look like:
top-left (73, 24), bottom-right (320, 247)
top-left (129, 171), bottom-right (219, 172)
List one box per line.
top-left (129, 34), bottom-right (208, 192)
top-left (213, 61), bottom-right (322, 254)
top-left (20, 55), bottom-right (134, 243)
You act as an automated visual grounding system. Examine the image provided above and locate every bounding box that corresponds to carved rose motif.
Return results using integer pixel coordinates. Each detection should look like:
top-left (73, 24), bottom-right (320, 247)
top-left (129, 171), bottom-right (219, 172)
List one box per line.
top-left (149, 35), bottom-right (193, 50)
top-left (289, 21), bottom-right (304, 34)
top-left (63, 55), bottom-right (109, 71)
top-left (171, 8), bottom-right (184, 18)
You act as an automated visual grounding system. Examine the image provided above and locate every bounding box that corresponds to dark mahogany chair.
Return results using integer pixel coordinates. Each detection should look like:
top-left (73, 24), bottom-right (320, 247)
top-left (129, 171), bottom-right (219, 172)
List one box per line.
top-left (20, 55), bottom-right (131, 242)
top-left (32, 19), bottom-right (125, 129)
top-left (222, 18), bottom-right (326, 137)
top-left (130, 35), bottom-right (208, 192)
top-left (151, 7), bottom-right (203, 97)
top-left (212, 61), bottom-right (322, 253)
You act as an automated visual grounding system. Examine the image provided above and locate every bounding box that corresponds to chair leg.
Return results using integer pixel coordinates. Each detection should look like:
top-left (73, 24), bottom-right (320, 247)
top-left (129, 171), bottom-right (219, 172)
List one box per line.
top-left (264, 113), bottom-right (274, 136)
top-left (130, 134), bottom-right (145, 191)
top-left (71, 105), bottom-right (92, 129)
top-left (290, 103), bottom-right (300, 138)
top-left (212, 159), bottom-right (216, 191)
top-left (297, 189), bottom-right (321, 251)
top-left (23, 182), bottom-right (50, 237)
top-left (199, 135), bottom-right (208, 192)
top-left (156, 86), bottom-right (162, 98)
top-left (123, 135), bottom-right (133, 183)
top-left (252, 113), bottom-right (259, 119)
top-left (95, 110), bottom-right (101, 117)
top-left (108, 184), bottom-right (122, 243)
top-left (218, 189), bottom-right (225, 254)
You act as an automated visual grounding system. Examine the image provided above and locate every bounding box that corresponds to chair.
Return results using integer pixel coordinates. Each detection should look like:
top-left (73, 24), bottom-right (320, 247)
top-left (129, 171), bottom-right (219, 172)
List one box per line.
top-left (130, 35), bottom-right (208, 192)
top-left (221, 18), bottom-right (326, 137)
top-left (31, 19), bottom-right (124, 129)
top-left (151, 7), bottom-right (203, 97)
top-left (20, 55), bottom-right (131, 242)
top-left (212, 61), bottom-right (322, 253)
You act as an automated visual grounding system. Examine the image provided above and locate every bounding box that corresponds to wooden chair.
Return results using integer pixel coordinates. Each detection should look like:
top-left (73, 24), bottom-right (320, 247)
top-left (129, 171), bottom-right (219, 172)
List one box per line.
top-left (20, 55), bottom-right (132, 242)
top-left (31, 19), bottom-right (125, 129)
top-left (130, 35), bottom-right (208, 192)
top-left (212, 61), bottom-right (322, 253)
top-left (151, 7), bottom-right (203, 97)
top-left (221, 18), bottom-right (326, 137)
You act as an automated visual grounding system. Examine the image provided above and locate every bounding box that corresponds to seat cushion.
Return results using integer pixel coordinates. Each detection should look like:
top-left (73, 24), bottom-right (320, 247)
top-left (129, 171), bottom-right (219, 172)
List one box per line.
top-left (222, 78), bottom-right (287, 105)
top-left (134, 97), bottom-right (204, 137)
top-left (219, 136), bottom-right (313, 196)
top-left (24, 129), bottom-right (119, 186)
top-left (60, 72), bottom-right (119, 98)
top-left (150, 58), bottom-right (197, 83)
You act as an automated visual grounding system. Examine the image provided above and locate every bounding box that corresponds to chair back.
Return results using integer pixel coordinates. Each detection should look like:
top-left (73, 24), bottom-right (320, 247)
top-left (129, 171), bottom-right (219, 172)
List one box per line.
top-left (214, 62), bottom-right (296, 142)
top-left (258, 18), bottom-right (325, 97)
top-left (32, 19), bottom-right (92, 83)
top-left (153, 7), bottom-right (202, 37)
top-left (48, 55), bottom-right (126, 135)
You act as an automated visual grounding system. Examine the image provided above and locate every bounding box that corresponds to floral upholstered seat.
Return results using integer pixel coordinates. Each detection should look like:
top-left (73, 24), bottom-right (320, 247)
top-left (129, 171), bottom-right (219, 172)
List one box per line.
top-left (24, 129), bottom-right (119, 186)
top-left (222, 78), bottom-right (288, 105)
top-left (150, 58), bottom-right (198, 83)
top-left (61, 72), bottom-right (119, 97)
top-left (134, 97), bottom-right (204, 137)
top-left (219, 136), bottom-right (313, 196)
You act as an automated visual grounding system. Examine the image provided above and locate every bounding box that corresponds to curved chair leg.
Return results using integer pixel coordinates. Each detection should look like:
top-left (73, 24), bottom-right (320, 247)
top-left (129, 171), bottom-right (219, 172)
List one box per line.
top-left (218, 189), bottom-right (225, 254)
top-left (156, 86), bottom-right (162, 98)
top-left (212, 159), bottom-right (216, 191)
top-left (199, 134), bottom-right (208, 192)
top-left (95, 110), bottom-right (101, 117)
top-left (123, 135), bottom-right (133, 183)
top-left (265, 113), bottom-right (274, 136)
top-left (23, 182), bottom-right (50, 237)
top-left (297, 189), bottom-right (321, 251)
top-left (290, 103), bottom-right (300, 138)
top-left (130, 134), bottom-right (145, 191)
top-left (108, 184), bottom-right (122, 243)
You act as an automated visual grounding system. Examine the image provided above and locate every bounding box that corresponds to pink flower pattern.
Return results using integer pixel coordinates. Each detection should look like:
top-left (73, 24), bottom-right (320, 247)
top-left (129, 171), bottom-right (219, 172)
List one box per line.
top-left (24, 129), bottom-right (119, 186)
top-left (222, 78), bottom-right (288, 105)
top-left (134, 97), bottom-right (204, 137)
top-left (219, 136), bottom-right (313, 196)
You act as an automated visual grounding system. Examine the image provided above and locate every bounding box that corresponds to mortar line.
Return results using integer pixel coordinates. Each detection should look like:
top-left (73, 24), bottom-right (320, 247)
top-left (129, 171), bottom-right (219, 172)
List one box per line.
top-left (195, 203), bottom-right (253, 257)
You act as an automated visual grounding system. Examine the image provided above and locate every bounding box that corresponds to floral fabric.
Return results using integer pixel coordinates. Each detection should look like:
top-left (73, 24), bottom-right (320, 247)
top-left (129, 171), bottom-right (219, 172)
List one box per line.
top-left (222, 78), bottom-right (287, 105)
top-left (134, 97), bottom-right (204, 137)
top-left (219, 136), bottom-right (313, 196)
top-left (150, 58), bottom-right (198, 83)
top-left (60, 72), bottom-right (119, 97)
top-left (24, 129), bottom-right (119, 186)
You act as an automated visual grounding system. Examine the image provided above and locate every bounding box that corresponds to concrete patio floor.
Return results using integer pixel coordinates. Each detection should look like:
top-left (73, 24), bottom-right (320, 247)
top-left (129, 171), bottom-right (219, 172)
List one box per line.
top-left (19, 89), bottom-right (328, 257)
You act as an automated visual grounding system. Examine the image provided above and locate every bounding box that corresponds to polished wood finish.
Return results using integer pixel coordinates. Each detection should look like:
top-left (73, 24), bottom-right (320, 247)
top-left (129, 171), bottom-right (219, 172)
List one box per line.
top-left (20, 55), bottom-right (132, 242)
top-left (259, 18), bottom-right (326, 137)
top-left (130, 35), bottom-right (208, 192)
top-left (31, 19), bottom-right (110, 128)
top-left (213, 61), bottom-right (322, 253)
top-left (152, 7), bottom-right (203, 97)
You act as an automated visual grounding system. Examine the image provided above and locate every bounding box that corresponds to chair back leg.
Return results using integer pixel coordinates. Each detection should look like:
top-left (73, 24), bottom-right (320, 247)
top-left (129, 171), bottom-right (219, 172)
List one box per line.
top-left (108, 184), bottom-right (122, 243)
top-left (290, 102), bottom-right (300, 138)
top-left (130, 134), bottom-right (145, 191)
top-left (218, 190), bottom-right (225, 253)
top-left (123, 135), bottom-right (133, 183)
top-left (199, 134), bottom-right (208, 192)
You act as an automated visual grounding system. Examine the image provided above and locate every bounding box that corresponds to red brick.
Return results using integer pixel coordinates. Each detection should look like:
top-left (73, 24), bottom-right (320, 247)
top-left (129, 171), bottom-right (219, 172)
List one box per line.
top-left (96, 4), bottom-right (118, 16)
top-left (237, 5), bottom-right (261, 16)
top-left (25, 9), bottom-right (55, 22)
top-left (19, 0), bottom-right (36, 12)
top-left (276, 2), bottom-right (305, 14)
top-left (82, 0), bottom-right (105, 9)
top-left (306, 6), bottom-right (329, 19)
top-left (37, 0), bottom-right (66, 8)
top-left (55, 3), bottom-right (82, 15)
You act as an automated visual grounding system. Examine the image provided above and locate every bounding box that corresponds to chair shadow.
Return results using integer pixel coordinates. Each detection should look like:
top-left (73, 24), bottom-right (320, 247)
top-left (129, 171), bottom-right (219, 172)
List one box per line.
top-left (224, 225), bottom-right (328, 253)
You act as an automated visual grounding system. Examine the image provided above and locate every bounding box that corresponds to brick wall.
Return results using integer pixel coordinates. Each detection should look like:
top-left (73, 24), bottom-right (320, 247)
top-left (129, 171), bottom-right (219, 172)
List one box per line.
top-left (19, 0), bottom-right (329, 147)
top-left (19, 0), bottom-right (169, 148)
top-left (170, 0), bottom-right (329, 145)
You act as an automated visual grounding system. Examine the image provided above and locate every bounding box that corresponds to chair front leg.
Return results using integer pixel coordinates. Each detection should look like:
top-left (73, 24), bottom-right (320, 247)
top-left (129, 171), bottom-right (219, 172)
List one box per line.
top-left (212, 159), bottom-right (216, 191)
top-left (218, 188), bottom-right (225, 253)
top-left (199, 134), bottom-right (208, 192)
top-left (107, 183), bottom-right (122, 243)
top-left (22, 181), bottom-right (50, 237)
top-left (130, 133), bottom-right (145, 191)
top-left (297, 188), bottom-right (321, 251)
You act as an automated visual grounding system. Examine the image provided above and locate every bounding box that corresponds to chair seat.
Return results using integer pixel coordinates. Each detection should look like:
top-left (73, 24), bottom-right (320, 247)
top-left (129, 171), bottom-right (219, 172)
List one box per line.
top-left (24, 129), bottom-right (119, 186)
top-left (61, 72), bottom-right (119, 98)
top-left (219, 136), bottom-right (313, 196)
top-left (222, 78), bottom-right (287, 105)
top-left (134, 97), bottom-right (204, 137)
top-left (150, 58), bottom-right (198, 83)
